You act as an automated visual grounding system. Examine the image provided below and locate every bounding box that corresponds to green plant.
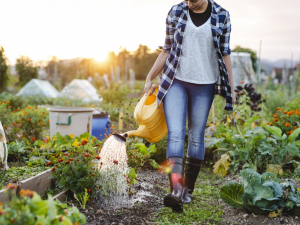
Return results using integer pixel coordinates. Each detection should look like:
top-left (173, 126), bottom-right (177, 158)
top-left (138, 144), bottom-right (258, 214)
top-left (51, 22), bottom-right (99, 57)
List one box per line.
top-left (0, 47), bottom-right (9, 93)
top-left (17, 106), bottom-right (49, 143)
top-left (15, 56), bottom-right (39, 87)
top-left (74, 188), bottom-right (90, 209)
top-left (269, 107), bottom-right (300, 136)
top-left (220, 169), bottom-right (300, 216)
top-left (51, 133), bottom-right (102, 196)
top-left (150, 135), bottom-right (168, 164)
top-left (210, 116), bottom-right (300, 176)
top-left (99, 82), bottom-right (130, 105)
top-left (127, 167), bottom-right (137, 185)
top-left (0, 101), bottom-right (49, 143)
top-left (285, 97), bottom-right (300, 111)
top-left (264, 89), bottom-right (287, 114)
top-left (0, 184), bottom-right (86, 225)
top-left (0, 166), bottom-right (47, 190)
top-left (126, 137), bottom-right (159, 171)
top-left (7, 141), bottom-right (27, 162)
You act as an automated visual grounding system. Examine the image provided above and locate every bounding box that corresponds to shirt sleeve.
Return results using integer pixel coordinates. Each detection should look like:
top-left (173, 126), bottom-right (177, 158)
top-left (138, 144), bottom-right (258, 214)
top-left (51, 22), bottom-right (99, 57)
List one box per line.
top-left (158, 8), bottom-right (175, 53)
top-left (220, 12), bottom-right (232, 56)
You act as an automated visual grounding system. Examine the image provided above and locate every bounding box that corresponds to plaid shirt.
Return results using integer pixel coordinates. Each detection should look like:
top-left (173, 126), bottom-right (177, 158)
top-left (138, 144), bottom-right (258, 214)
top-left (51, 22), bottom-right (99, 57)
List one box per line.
top-left (157, 0), bottom-right (233, 111)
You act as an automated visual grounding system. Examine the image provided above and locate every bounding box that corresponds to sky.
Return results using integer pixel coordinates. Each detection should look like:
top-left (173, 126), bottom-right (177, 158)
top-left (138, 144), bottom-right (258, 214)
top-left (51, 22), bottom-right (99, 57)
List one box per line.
top-left (0, 0), bottom-right (300, 65)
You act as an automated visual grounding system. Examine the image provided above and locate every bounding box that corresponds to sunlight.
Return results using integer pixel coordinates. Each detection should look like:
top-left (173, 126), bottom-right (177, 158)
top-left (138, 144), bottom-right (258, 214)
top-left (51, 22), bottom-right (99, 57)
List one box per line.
top-left (93, 51), bottom-right (108, 62)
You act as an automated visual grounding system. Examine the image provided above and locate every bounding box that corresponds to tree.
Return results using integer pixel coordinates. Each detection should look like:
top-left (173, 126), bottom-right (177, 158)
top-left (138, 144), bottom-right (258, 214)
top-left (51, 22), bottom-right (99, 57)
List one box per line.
top-left (232, 46), bottom-right (257, 72)
top-left (0, 47), bottom-right (9, 93)
top-left (16, 56), bottom-right (39, 87)
top-left (133, 45), bottom-right (160, 80)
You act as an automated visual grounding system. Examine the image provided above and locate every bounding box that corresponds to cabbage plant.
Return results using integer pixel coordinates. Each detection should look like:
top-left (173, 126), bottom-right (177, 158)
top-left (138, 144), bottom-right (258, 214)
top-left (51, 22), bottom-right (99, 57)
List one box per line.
top-left (220, 169), bottom-right (300, 216)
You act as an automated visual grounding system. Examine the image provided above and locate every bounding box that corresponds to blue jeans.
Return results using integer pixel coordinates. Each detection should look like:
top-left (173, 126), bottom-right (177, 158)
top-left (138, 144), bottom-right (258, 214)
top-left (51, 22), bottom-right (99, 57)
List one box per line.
top-left (163, 79), bottom-right (215, 160)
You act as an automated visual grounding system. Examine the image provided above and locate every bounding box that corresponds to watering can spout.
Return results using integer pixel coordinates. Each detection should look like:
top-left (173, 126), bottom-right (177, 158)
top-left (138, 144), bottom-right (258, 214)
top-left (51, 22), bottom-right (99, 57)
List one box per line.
top-left (126, 125), bottom-right (152, 140)
top-left (111, 126), bottom-right (151, 142)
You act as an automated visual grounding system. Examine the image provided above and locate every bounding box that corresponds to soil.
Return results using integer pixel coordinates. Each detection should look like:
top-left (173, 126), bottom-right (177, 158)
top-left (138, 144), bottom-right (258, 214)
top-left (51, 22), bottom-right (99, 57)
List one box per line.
top-left (67, 167), bottom-right (300, 225)
top-left (70, 164), bottom-right (169, 225)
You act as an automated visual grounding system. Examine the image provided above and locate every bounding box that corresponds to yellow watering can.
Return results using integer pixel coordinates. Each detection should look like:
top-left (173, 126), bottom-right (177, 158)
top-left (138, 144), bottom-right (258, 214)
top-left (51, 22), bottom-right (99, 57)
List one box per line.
top-left (113, 85), bottom-right (168, 143)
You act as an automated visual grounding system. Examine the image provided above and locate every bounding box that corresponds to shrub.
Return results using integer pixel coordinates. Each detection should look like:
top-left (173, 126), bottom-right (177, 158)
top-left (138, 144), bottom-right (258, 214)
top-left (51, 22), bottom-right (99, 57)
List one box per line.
top-left (126, 137), bottom-right (159, 171)
top-left (0, 184), bottom-right (86, 224)
top-left (98, 82), bottom-right (129, 105)
top-left (49, 133), bottom-right (102, 196)
top-left (270, 107), bottom-right (300, 136)
top-left (0, 101), bottom-right (49, 143)
top-left (210, 116), bottom-right (300, 176)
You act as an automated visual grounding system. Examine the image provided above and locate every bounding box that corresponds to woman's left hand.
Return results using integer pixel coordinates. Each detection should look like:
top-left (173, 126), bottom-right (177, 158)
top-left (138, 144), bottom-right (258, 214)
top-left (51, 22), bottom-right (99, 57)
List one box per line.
top-left (231, 91), bottom-right (236, 105)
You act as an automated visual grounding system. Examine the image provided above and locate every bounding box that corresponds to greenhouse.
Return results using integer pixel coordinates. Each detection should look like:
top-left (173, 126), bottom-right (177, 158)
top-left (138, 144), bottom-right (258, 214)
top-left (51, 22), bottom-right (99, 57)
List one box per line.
top-left (59, 79), bottom-right (102, 102)
top-left (16, 79), bottom-right (60, 98)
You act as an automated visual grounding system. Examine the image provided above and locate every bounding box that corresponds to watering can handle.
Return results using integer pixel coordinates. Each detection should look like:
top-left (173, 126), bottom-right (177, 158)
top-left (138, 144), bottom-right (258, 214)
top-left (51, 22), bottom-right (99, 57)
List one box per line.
top-left (139, 85), bottom-right (158, 113)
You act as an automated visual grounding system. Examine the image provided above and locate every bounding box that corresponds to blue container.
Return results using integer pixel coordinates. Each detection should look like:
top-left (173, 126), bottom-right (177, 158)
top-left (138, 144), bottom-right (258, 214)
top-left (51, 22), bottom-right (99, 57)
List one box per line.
top-left (92, 111), bottom-right (111, 141)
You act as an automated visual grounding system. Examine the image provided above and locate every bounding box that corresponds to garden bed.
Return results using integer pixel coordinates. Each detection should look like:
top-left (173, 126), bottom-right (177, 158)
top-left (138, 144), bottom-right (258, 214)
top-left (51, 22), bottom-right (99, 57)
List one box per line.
top-left (69, 167), bottom-right (169, 225)
top-left (0, 168), bottom-right (52, 201)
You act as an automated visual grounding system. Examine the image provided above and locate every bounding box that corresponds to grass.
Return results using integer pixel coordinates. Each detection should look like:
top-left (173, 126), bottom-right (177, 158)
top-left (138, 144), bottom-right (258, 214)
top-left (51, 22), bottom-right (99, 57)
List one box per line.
top-left (151, 168), bottom-right (224, 225)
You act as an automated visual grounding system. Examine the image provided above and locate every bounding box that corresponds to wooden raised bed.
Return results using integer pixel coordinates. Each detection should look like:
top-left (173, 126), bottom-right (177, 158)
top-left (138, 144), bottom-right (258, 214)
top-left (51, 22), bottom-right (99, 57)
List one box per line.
top-left (0, 184), bottom-right (17, 202)
top-left (17, 169), bottom-right (53, 195)
top-left (0, 169), bottom-right (69, 202)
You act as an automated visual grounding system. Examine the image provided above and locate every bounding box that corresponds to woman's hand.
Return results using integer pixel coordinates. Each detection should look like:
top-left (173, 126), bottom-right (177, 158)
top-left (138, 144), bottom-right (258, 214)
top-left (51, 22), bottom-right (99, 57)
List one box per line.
top-left (144, 80), bottom-right (156, 96)
top-left (231, 91), bottom-right (236, 105)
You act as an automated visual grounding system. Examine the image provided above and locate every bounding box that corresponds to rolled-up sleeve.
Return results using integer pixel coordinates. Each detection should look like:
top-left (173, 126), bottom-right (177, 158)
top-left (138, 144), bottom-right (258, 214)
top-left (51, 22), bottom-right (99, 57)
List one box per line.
top-left (158, 8), bottom-right (175, 53)
top-left (220, 12), bottom-right (232, 56)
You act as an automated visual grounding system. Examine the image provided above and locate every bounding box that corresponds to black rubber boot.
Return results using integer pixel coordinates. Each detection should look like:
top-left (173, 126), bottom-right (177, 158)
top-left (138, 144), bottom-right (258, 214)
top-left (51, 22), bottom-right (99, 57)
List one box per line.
top-left (182, 156), bottom-right (202, 204)
top-left (163, 157), bottom-right (184, 212)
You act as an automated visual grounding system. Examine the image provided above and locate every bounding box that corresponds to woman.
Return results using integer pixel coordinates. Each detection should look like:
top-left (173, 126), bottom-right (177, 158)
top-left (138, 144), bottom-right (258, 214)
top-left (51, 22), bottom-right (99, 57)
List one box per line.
top-left (144, 0), bottom-right (236, 212)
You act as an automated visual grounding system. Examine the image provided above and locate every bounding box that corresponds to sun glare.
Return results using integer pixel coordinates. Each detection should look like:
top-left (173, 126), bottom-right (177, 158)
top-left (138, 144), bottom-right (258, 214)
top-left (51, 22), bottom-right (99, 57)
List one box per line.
top-left (93, 51), bottom-right (108, 62)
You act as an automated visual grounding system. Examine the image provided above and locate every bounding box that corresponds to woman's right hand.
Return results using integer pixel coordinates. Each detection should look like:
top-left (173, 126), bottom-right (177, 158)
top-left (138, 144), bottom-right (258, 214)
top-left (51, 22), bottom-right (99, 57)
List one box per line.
top-left (144, 80), bottom-right (155, 96)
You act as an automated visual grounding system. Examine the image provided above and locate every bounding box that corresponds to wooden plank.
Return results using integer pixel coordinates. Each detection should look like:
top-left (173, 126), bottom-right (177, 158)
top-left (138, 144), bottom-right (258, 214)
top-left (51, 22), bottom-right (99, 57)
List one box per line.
top-left (0, 185), bottom-right (17, 202)
top-left (17, 169), bottom-right (53, 195)
top-left (52, 190), bottom-right (69, 202)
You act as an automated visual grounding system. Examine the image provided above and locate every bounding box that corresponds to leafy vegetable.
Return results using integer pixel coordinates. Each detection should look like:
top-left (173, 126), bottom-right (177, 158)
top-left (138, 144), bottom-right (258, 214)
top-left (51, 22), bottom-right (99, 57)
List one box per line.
top-left (220, 182), bottom-right (244, 208)
top-left (219, 169), bottom-right (300, 215)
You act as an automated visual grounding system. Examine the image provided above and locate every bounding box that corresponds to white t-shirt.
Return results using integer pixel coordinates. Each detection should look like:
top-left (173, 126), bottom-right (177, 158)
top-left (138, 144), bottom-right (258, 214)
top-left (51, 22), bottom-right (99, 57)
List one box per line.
top-left (175, 11), bottom-right (220, 84)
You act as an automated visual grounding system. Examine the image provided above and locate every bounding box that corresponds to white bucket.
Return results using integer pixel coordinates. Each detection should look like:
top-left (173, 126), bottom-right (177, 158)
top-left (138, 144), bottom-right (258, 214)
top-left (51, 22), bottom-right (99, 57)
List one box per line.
top-left (47, 107), bottom-right (94, 137)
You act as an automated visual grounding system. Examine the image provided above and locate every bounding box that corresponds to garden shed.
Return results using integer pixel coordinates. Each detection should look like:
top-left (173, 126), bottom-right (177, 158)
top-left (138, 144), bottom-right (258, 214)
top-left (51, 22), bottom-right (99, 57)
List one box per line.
top-left (16, 79), bottom-right (60, 98)
top-left (59, 79), bottom-right (102, 102)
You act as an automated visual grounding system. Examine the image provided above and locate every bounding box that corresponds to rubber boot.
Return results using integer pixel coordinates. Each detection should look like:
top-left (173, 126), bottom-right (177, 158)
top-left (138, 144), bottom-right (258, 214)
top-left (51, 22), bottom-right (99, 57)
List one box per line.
top-left (182, 156), bottom-right (202, 204)
top-left (163, 157), bottom-right (184, 212)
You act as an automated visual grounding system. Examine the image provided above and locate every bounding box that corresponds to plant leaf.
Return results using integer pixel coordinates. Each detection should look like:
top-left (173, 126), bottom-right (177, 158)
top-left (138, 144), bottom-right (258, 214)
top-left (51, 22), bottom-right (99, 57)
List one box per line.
top-left (262, 181), bottom-right (283, 198)
top-left (280, 181), bottom-right (296, 192)
top-left (255, 199), bottom-right (278, 211)
top-left (284, 144), bottom-right (300, 157)
top-left (252, 184), bottom-right (276, 205)
top-left (288, 128), bottom-right (300, 143)
top-left (261, 172), bottom-right (278, 183)
top-left (220, 182), bottom-right (244, 208)
top-left (213, 154), bottom-right (231, 177)
top-left (264, 125), bottom-right (282, 138)
top-left (241, 169), bottom-right (261, 189)
top-left (266, 164), bottom-right (283, 176)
